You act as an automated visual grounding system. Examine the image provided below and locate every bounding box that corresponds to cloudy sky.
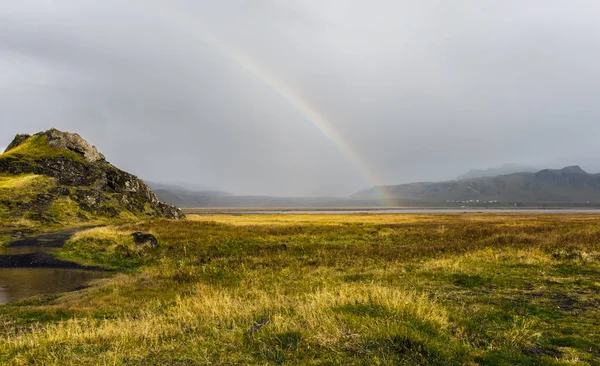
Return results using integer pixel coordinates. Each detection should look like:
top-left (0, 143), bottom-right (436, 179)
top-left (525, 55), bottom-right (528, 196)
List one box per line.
top-left (2, 1), bottom-right (600, 196)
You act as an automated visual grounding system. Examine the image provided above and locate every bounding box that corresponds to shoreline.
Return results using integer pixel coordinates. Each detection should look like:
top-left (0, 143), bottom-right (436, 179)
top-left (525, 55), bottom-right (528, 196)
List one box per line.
top-left (183, 206), bottom-right (600, 214)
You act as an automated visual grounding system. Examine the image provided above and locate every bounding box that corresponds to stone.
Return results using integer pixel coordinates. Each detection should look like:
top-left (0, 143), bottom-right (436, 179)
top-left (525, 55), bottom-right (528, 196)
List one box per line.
top-left (44, 128), bottom-right (106, 163)
top-left (131, 232), bottom-right (159, 248)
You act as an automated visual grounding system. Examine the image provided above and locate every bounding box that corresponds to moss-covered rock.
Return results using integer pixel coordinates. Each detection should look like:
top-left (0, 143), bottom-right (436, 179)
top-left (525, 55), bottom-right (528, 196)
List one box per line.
top-left (0, 129), bottom-right (184, 230)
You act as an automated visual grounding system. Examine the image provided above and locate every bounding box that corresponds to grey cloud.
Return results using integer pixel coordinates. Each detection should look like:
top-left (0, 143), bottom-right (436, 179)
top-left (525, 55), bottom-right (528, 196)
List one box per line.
top-left (2, 1), bottom-right (600, 195)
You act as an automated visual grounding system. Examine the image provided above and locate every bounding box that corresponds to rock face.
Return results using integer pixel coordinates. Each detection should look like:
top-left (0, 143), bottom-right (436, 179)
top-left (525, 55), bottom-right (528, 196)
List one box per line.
top-left (0, 129), bottom-right (184, 221)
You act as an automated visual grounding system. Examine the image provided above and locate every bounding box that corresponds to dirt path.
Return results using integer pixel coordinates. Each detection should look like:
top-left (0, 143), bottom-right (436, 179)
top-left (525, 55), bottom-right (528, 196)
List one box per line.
top-left (8, 228), bottom-right (87, 248)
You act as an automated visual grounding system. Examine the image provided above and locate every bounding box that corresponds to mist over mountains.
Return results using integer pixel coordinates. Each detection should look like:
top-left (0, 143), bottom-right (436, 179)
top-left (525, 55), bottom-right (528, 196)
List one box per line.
top-left (456, 164), bottom-right (539, 180)
top-left (356, 166), bottom-right (600, 206)
top-left (306, 184), bottom-right (363, 198)
top-left (152, 165), bottom-right (600, 208)
top-left (146, 182), bottom-right (232, 209)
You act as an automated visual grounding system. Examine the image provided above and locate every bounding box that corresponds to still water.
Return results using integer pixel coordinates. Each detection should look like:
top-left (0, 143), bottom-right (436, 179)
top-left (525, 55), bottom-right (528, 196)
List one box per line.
top-left (0, 268), bottom-right (108, 304)
top-left (0, 229), bottom-right (109, 305)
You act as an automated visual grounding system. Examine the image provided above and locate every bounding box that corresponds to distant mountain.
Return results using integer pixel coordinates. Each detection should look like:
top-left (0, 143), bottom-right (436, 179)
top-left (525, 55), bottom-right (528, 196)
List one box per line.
top-left (147, 182), bottom-right (232, 208)
top-left (147, 182), bottom-right (231, 197)
top-left (153, 181), bottom-right (224, 193)
top-left (354, 166), bottom-right (600, 205)
top-left (307, 184), bottom-right (360, 198)
top-left (456, 164), bottom-right (539, 180)
top-left (166, 195), bottom-right (385, 209)
top-left (148, 182), bottom-right (387, 208)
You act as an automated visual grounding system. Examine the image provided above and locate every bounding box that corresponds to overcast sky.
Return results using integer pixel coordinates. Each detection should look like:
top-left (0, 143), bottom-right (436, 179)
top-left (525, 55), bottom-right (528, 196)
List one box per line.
top-left (2, 1), bottom-right (600, 196)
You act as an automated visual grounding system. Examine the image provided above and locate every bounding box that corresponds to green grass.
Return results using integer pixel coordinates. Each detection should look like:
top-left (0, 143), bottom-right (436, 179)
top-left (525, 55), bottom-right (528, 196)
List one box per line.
top-left (0, 235), bottom-right (10, 247)
top-left (44, 197), bottom-right (85, 222)
top-left (0, 134), bottom-right (83, 162)
top-left (1, 213), bottom-right (600, 364)
top-left (0, 173), bottom-right (57, 202)
top-left (0, 173), bottom-right (59, 232)
top-left (0, 173), bottom-right (116, 233)
top-left (0, 173), bottom-right (149, 234)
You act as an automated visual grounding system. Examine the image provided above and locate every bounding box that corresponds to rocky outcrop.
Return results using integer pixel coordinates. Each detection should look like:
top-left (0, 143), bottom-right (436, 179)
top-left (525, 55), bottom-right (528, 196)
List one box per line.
top-left (5, 129), bottom-right (105, 163)
top-left (0, 129), bottom-right (184, 220)
top-left (46, 129), bottom-right (106, 163)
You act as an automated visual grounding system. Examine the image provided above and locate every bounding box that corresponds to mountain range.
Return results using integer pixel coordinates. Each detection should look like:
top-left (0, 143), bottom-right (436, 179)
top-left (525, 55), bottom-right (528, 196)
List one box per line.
top-left (355, 166), bottom-right (600, 205)
top-left (147, 182), bottom-right (232, 208)
top-left (151, 165), bottom-right (600, 208)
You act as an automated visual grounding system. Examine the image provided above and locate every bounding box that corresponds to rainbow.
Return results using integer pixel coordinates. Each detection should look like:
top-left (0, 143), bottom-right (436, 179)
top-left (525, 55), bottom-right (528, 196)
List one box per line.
top-left (150, 3), bottom-right (391, 204)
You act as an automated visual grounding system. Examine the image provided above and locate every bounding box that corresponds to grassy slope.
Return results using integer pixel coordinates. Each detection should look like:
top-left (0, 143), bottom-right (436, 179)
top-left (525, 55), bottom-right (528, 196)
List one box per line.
top-left (0, 135), bottom-right (87, 237)
top-left (1, 134), bottom-right (83, 162)
top-left (0, 173), bottom-right (58, 240)
top-left (0, 172), bottom-right (128, 239)
top-left (1, 214), bottom-right (599, 364)
top-left (0, 135), bottom-right (156, 237)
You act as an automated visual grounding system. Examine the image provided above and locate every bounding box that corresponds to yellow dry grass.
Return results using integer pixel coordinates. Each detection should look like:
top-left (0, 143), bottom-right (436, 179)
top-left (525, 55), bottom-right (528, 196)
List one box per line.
top-left (0, 174), bottom-right (49, 190)
top-left (3, 213), bottom-right (600, 364)
top-left (188, 212), bottom-right (600, 227)
top-left (188, 213), bottom-right (468, 226)
top-left (70, 227), bottom-right (135, 243)
top-left (3, 278), bottom-right (448, 365)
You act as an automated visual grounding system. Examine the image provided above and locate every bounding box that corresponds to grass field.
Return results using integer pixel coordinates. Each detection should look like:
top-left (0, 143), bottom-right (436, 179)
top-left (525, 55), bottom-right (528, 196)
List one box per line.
top-left (1, 213), bottom-right (600, 365)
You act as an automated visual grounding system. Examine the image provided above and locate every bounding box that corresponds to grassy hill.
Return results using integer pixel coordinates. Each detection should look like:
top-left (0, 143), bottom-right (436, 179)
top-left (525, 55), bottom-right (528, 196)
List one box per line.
top-left (0, 129), bottom-right (183, 241)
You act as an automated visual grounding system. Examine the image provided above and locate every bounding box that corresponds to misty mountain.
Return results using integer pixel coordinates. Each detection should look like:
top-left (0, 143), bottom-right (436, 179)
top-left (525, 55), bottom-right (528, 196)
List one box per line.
top-left (148, 181), bottom-right (230, 198)
top-left (306, 184), bottom-right (361, 198)
top-left (146, 182), bottom-right (230, 195)
top-left (355, 166), bottom-right (600, 204)
top-left (153, 182), bottom-right (374, 207)
top-left (456, 164), bottom-right (539, 180)
top-left (147, 182), bottom-right (233, 208)
top-left (152, 189), bottom-right (387, 209)
top-left (171, 196), bottom-right (381, 209)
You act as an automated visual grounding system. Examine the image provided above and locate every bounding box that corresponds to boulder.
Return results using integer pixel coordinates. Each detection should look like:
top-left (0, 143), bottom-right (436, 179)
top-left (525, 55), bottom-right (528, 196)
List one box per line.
top-left (44, 128), bottom-right (105, 163)
top-left (131, 232), bottom-right (159, 248)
